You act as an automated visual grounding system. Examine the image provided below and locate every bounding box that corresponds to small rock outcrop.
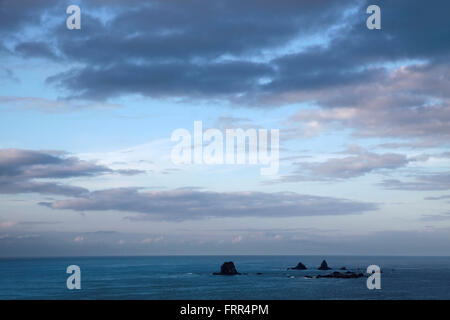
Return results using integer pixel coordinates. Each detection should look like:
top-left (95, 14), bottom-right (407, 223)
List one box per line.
top-left (213, 261), bottom-right (240, 275)
top-left (288, 262), bottom-right (307, 270)
top-left (340, 267), bottom-right (347, 270)
top-left (316, 271), bottom-right (364, 279)
top-left (318, 260), bottom-right (331, 270)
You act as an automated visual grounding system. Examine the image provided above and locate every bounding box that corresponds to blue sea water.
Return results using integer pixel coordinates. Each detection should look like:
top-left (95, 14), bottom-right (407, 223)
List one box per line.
top-left (0, 256), bottom-right (449, 300)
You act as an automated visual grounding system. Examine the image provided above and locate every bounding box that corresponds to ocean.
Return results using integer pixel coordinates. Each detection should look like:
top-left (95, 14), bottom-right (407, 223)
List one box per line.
top-left (0, 256), bottom-right (449, 300)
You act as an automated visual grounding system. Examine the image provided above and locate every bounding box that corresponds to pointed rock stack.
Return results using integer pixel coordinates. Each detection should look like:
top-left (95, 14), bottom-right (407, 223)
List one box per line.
top-left (318, 260), bottom-right (331, 270)
top-left (289, 262), bottom-right (307, 270)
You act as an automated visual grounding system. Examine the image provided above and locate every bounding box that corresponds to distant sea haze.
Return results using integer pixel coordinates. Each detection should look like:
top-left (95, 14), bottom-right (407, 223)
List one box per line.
top-left (1, 256), bottom-right (449, 299)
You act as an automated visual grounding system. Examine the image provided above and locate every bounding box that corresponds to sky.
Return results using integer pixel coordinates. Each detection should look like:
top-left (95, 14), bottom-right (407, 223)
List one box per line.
top-left (0, 0), bottom-right (449, 257)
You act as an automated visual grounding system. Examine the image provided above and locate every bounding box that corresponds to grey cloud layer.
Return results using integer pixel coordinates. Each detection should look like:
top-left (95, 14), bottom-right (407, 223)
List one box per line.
top-left (0, 149), bottom-right (142, 196)
top-left (6, 0), bottom-right (448, 101)
top-left (1, 148), bottom-right (377, 221)
top-left (272, 146), bottom-right (450, 190)
top-left (40, 188), bottom-right (377, 221)
top-left (304, 152), bottom-right (407, 179)
top-left (0, 0), bottom-right (60, 33)
top-left (287, 63), bottom-right (450, 144)
top-left (272, 147), bottom-right (411, 183)
top-left (380, 173), bottom-right (450, 191)
top-left (2, 227), bottom-right (449, 256)
top-left (2, 0), bottom-right (449, 147)
top-left (41, 0), bottom-right (354, 100)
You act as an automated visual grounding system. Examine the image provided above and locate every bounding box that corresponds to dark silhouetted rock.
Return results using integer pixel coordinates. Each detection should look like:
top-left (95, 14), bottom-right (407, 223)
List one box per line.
top-left (340, 267), bottom-right (347, 270)
top-left (288, 262), bottom-right (307, 270)
top-left (318, 260), bottom-right (331, 270)
top-left (316, 271), bottom-right (364, 279)
top-left (256, 272), bottom-right (263, 275)
top-left (213, 261), bottom-right (240, 275)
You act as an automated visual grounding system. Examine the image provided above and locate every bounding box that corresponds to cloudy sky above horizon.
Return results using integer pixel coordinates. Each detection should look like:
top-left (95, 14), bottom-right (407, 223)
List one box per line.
top-left (1, 0), bottom-right (450, 256)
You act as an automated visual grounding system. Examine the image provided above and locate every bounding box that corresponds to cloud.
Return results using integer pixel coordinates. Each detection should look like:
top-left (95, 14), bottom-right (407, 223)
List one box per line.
top-left (2, 1), bottom-right (449, 150)
top-left (52, 0), bottom-right (353, 63)
top-left (2, 227), bottom-right (450, 256)
top-left (40, 187), bottom-right (377, 221)
top-left (421, 212), bottom-right (450, 221)
top-left (0, 0), bottom-right (60, 34)
top-left (259, 0), bottom-right (450, 99)
top-left (0, 149), bottom-right (109, 178)
top-left (0, 148), bottom-right (144, 196)
top-left (17, 221), bottom-right (62, 227)
top-left (284, 62), bottom-right (450, 145)
top-left (47, 61), bottom-right (275, 101)
top-left (0, 0), bottom-right (362, 101)
top-left (380, 173), bottom-right (450, 191)
top-left (0, 96), bottom-right (122, 113)
top-left (29, 1), bottom-right (449, 104)
top-left (305, 152), bottom-right (407, 179)
top-left (424, 195), bottom-right (450, 201)
top-left (272, 147), bottom-right (410, 183)
top-left (14, 41), bottom-right (58, 60)
top-left (0, 181), bottom-right (89, 197)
